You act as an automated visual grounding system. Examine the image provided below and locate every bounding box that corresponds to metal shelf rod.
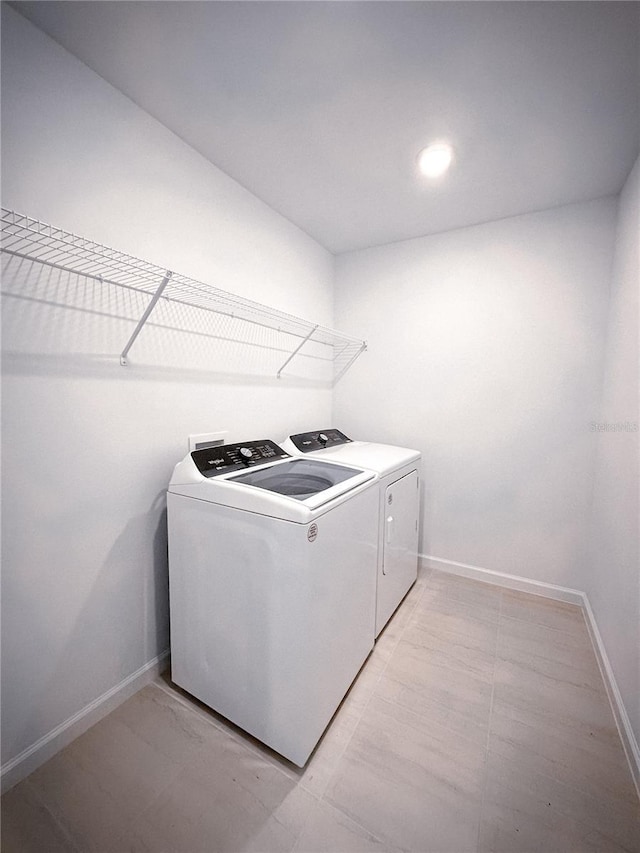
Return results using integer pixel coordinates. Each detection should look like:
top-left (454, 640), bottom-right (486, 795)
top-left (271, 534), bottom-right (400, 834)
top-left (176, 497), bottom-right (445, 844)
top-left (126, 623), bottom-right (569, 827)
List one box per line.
top-left (120, 271), bottom-right (172, 365)
top-left (276, 325), bottom-right (319, 379)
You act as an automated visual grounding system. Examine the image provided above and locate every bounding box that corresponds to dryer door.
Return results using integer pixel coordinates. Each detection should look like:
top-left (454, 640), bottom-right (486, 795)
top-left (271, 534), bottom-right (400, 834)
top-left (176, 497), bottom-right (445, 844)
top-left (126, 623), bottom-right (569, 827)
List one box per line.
top-left (377, 469), bottom-right (419, 635)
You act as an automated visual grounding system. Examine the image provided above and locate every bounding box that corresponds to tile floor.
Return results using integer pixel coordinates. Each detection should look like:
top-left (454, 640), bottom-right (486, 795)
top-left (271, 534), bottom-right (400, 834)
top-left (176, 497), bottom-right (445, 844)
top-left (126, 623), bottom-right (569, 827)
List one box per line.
top-left (2, 569), bottom-right (639, 852)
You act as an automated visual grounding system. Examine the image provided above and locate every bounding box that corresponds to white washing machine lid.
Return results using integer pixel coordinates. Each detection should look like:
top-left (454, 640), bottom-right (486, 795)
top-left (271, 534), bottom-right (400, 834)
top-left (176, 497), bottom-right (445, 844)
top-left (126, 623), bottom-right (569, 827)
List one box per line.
top-left (281, 430), bottom-right (420, 476)
top-left (168, 439), bottom-right (377, 523)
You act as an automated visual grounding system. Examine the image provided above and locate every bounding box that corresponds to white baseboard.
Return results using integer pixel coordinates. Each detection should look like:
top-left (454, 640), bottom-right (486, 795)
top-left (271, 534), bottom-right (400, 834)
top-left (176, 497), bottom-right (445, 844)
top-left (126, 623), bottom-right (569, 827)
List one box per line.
top-left (419, 554), bottom-right (584, 604)
top-left (581, 596), bottom-right (640, 800)
top-left (1, 650), bottom-right (170, 794)
top-left (420, 553), bottom-right (640, 800)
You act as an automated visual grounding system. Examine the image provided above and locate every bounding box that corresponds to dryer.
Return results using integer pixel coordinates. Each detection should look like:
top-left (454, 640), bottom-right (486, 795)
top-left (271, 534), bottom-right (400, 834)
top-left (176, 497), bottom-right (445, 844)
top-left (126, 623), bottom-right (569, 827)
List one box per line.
top-left (167, 439), bottom-right (379, 766)
top-left (281, 429), bottom-right (420, 636)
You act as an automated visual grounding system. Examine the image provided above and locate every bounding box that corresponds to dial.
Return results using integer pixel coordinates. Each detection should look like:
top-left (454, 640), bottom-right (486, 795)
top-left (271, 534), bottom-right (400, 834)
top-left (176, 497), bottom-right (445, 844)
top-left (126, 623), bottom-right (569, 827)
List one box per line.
top-left (318, 433), bottom-right (329, 444)
top-left (239, 447), bottom-right (253, 459)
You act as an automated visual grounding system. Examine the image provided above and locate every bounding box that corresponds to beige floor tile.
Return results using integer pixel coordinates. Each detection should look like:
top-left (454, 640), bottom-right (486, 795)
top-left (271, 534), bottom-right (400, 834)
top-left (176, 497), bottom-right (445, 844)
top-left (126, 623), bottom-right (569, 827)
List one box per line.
top-left (419, 573), bottom-right (502, 624)
top-left (489, 698), bottom-right (636, 807)
top-left (0, 781), bottom-right (78, 853)
top-left (496, 618), bottom-right (604, 693)
top-left (375, 639), bottom-right (493, 744)
top-left (25, 713), bottom-right (187, 851)
top-left (498, 611), bottom-right (593, 660)
top-left (493, 654), bottom-right (616, 732)
top-left (405, 607), bottom-right (498, 678)
top-left (295, 703), bottom-right (362, 798)
top-left (427, 570), bottom-right (503, 602)
top-left (325, 696), bottom-right (485, 852)
top-left (23, 749), bottom-right (146, 852)
top-left (65, 706), bottom-right (186, 803)
top-left (479, 803), bottom-right (590, 852)
top-left (501, 589), bottom-right (586, 635)
top-left (367, 629), bottom-right (399, 667)
top-left (129, 748), bottom-right (314, 853)
top-left (111, 681), bottom-right (234, 765)
top-left (412, 603), bottom-right (499, 647)
top-left (339, 652), bottom-right (388, 717)
top-left (491, 682), bottom-right (627, 759)
top-left (293, 799), bottom-right (394, 852)
top-left (479, 750), bottom-right (640, 853)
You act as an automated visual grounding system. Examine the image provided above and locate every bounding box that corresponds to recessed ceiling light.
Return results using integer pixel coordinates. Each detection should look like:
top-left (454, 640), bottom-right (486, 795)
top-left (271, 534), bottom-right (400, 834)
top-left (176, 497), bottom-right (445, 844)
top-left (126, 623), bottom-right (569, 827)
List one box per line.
top-left (417, 143), bottom-right (454, 178)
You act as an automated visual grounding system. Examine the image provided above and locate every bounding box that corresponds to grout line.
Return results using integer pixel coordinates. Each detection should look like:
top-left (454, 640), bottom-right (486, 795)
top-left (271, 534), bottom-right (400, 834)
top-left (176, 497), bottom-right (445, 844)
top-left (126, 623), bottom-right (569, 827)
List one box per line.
top-left (476, 585), bottom-right (503, 853)
top-left (292, 799), bottom-right (389, 853)
top-left (114, 699), bottom-right (206, 828)
top-left (23, 779), bottom-right (84, 853)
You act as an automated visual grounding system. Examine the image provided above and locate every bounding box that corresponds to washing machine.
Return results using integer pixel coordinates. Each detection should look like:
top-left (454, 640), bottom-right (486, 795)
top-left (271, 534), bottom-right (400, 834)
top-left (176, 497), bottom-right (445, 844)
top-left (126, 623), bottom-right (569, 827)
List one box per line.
top-left (281, 429), bottom-right (420, 636)
top-left (167, 438), bottom-right (379, 766)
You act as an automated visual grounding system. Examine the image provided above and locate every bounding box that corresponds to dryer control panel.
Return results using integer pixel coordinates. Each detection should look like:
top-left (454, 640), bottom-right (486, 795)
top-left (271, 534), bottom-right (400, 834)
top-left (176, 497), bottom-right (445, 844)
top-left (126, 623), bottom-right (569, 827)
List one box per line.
top-left (192, 440), bottom-right (290, 478)
top-left (288, 429), bottom-right (352, 453)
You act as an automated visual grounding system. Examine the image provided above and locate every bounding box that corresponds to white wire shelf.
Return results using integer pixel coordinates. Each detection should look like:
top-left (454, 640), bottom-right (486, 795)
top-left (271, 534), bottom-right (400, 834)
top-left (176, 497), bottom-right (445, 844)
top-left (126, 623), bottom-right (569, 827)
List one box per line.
top-left (0, 208), bottom-right (366, 380)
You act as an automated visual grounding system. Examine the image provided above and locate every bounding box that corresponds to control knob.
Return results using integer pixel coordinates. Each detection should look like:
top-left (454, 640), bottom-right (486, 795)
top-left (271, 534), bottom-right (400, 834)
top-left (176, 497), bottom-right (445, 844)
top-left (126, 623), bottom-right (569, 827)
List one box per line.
top-left (239, 447), bottom-right (253, 459)
top-left (318, 433), bottom-right (328, 445)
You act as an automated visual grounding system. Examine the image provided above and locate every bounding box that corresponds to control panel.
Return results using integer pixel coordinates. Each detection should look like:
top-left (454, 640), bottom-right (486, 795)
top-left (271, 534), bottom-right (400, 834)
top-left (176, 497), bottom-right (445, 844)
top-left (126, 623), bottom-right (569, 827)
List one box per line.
top-left (192, 440), bottom-right (290, 478)
top-left (288, 429), bottom-right (352, 453)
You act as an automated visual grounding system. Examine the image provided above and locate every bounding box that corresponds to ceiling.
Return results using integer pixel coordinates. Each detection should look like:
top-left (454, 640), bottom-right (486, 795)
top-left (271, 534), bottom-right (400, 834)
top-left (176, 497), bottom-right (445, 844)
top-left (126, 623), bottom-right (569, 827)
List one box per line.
top-left (11, 1), bottom-right (640, 254)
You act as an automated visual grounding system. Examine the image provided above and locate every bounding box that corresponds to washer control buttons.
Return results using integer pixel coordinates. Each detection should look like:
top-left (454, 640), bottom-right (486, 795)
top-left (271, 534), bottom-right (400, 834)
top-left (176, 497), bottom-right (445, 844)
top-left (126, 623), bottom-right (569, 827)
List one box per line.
top-left (192, 440), bottom-right (290, 477)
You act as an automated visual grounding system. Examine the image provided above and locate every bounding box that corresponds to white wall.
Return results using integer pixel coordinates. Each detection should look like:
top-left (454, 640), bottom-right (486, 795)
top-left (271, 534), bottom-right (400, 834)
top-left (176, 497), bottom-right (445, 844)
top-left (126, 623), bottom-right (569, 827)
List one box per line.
top-left (587, 157), bottom-right (640, 747)
top-left (1, 6), bottom-right (334, 777)
top-left (334, 198), bottom-right (617, 590)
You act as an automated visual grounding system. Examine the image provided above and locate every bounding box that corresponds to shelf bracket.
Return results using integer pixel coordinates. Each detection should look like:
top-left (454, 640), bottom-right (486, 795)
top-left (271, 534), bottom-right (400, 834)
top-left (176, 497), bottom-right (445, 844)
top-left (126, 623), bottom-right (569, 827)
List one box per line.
top-left (334, 341), bottom-right (368, 383)
top-left (120, 271), bottom-right (172, 366)
top-left (276, 324), bottom-right (319, 379)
